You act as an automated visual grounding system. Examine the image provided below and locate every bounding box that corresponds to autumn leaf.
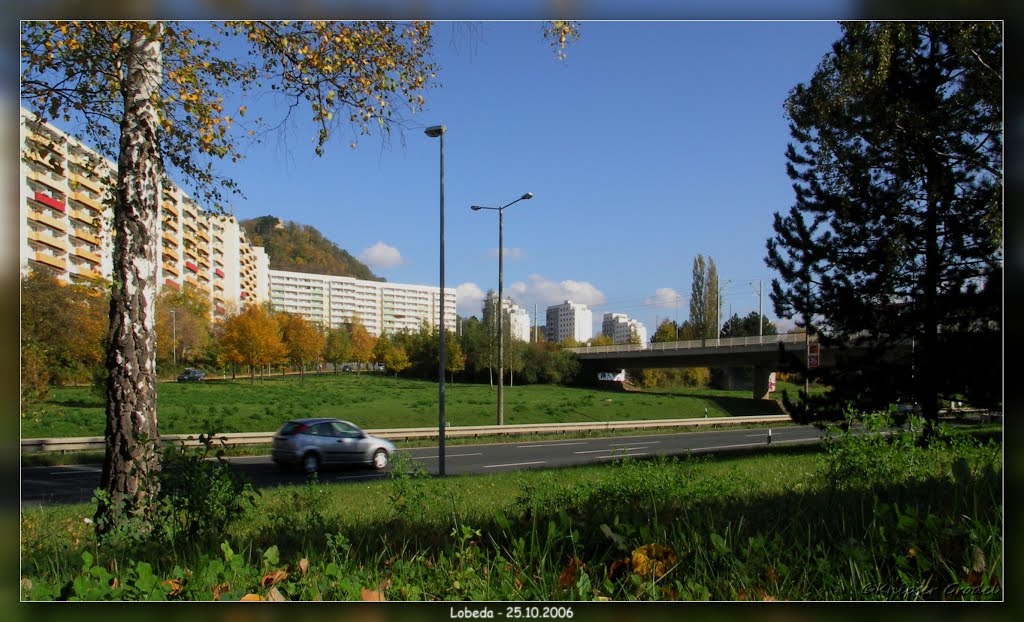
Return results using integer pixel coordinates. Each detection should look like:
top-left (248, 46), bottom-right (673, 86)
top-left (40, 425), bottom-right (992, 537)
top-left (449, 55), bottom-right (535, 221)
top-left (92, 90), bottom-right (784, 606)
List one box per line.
top-left (240, 593), bottom-right (263, 601)
top-left (212, 582), bottom-right (229, 600)
top-left (261, 569), bottom-right (288, 589)
top-left (299, 559), bottom-right (309, 575)
top-left (266, 586), bottom-right (286, 602)
top-left (361, 587), bottom-right (386, 601)
top-left (630, 544), bottom-right (678, 579)
top-left (558, 557), bottom-right (585, 590)
top-left (162, 579), bottom-right (184, 596)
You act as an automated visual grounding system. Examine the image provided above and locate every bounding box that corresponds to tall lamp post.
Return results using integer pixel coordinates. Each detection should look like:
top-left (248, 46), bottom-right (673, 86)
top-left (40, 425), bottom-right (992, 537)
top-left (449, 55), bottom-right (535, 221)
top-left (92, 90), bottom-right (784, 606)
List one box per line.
top-left (471, 192), bottom-right (534, 425)
top-left (425, 124), bottom-right (447, 476)
top-left (170, 309), bottom-right (176, 366)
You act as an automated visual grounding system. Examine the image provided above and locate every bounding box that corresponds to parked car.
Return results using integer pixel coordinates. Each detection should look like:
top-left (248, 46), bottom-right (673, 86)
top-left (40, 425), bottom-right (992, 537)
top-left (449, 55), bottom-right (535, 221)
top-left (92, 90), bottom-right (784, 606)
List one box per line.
top-left (177, 368), bottom-right (206, 383)
top-left (271, 417), bottom-right (395, 474)
top-left (341, 364), bottom-right (353, 372)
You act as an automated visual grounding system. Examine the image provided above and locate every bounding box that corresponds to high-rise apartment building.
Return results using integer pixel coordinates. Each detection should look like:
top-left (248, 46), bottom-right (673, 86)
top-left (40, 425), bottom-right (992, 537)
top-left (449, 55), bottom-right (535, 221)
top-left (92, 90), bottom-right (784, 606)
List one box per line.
top-left (504, 298), bottom-right (531, 342)
top-left (269, 269), bottom-right (456, 337)
top-left (545, 300), bottom-right (593, 344)
top-left (19, 109), bottom-right (269, 315)
top-left (601, 312), bottom-right (648, 345)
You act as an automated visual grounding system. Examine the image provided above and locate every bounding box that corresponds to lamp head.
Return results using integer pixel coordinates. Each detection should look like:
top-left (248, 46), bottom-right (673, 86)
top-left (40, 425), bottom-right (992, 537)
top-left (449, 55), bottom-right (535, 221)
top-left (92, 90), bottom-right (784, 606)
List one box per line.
top-left (521, 192), bottom-right (534, 200)
top-left (470, 205), bottom-right (483, 211)
top-left (424, 125), bottom-right (446, 137)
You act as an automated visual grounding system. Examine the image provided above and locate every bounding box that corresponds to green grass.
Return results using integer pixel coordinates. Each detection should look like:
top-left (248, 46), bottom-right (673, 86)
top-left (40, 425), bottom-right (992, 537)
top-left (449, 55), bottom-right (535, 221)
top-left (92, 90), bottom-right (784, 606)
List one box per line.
top-left (21, 374), bottom-right (797, 439)
top-left (19, 422), bottom-right (1003, 601)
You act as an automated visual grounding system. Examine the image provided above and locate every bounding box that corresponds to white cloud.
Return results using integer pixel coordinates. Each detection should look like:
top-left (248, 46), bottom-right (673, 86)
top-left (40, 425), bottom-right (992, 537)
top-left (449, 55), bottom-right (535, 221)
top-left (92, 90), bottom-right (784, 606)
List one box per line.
top-left (359, 241), bottom-right (404, 268)
top-left (645, 287), bottom-right (685, 309)
top-left (487, 247), bottom-right (525, 260)
top-left (506, 274), bottom-right (606, 309)
top-left (455, 282), bottom-right (485, 317)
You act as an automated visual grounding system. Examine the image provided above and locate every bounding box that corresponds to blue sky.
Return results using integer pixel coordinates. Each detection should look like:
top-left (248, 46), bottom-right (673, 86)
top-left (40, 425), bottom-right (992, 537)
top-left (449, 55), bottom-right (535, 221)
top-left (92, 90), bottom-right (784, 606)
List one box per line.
top-left (214, 21), bottom-right (844, 336)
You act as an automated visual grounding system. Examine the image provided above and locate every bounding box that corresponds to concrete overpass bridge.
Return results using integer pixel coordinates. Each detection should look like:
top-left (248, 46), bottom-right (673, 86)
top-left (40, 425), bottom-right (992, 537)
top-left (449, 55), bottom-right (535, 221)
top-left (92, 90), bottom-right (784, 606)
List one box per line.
top-left (568, 333), bottom-right (828, 400)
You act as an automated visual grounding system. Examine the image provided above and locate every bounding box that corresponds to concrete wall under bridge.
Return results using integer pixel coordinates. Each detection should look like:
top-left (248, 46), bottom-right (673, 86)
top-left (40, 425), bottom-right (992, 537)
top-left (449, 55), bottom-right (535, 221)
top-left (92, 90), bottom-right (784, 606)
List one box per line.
top-left (569, 333), bottom-right (827, 400)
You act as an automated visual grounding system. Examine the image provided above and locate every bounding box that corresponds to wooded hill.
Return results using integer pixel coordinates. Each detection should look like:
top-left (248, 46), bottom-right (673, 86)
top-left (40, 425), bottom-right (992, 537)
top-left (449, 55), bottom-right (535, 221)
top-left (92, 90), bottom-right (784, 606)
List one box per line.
top-left (241, 215), bottom-right (383, 281)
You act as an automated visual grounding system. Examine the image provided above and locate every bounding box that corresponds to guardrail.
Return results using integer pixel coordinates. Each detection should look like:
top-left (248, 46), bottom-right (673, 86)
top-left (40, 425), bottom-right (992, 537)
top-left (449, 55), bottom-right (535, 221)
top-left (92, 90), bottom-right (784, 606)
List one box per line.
top-left (20, 415), bottom-right (794, 453)
top-left (568, 333), bottom-right (815, 355)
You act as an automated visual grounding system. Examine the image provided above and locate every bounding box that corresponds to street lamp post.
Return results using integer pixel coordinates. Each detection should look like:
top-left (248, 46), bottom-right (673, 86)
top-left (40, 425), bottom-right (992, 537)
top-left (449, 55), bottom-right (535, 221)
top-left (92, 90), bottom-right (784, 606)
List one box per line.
top-left (425, 124), bottom-right (447, 476)
top-left (471, 192), bottom-right (534, 426)
top-left (170, 309), bottom-right (176, 366)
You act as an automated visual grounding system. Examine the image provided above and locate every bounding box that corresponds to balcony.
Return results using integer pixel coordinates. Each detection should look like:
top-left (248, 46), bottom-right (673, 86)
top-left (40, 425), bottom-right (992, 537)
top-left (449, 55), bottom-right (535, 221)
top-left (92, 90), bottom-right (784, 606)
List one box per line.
top-left (164, 278), bottom-right (180, 290)
top-left (33, 191), bottom-right (66, 213)
top-left (25, 169), bottom-right (65, 193)
top-left (70, 228), bottom-right (101, 246)
top-left (67, 207), bottom-right (95, 227)
top-left (162, 261), bottom-right (179, 276)
top-left (68, 171), bottom-right (102, 193)
top-left (28, 230), bottom-right (68, 251)
top-left (214, 267), bottom-right (225, 278)
top-left (162, 230), bottom-right (178, 245)
top-left (32, 252), bottom-right (66, 271)
top-left (70, 191), bottom-right (103, 213)
top-left (27, 209), bottom-right (68, 233)
top-left (161, 200), bottom-right (179, 217)
top-left (72, 246), bottom-right (102, 265)
top-left (185, 261), bottom-right (199, 273)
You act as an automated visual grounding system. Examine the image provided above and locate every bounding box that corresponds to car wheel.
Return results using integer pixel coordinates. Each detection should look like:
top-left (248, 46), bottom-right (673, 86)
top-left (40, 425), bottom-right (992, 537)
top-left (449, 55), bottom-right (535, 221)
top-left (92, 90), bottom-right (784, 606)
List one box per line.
top-left (371, 448), bottom-right (389, 470)
top-left (302, 452), bottom-right (320, 474)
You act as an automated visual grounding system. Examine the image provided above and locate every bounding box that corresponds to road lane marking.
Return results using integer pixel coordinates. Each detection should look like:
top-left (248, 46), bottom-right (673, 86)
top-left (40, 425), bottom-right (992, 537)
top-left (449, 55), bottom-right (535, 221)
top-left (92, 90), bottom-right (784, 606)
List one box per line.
top-left (574, 446), bottom-right (649, 454)
top-left (483, 461), bottom-right (546, 469)
top-left (608, 441), bottom-right (661, 446)
top-left (48, 466), bottom-right (102, 475)
top-left (597, 453), bottom-right (648, 460)
top-left (516, 442), bottom-right (589, 448)
top-left (413, 452), bottom-right (483, 460)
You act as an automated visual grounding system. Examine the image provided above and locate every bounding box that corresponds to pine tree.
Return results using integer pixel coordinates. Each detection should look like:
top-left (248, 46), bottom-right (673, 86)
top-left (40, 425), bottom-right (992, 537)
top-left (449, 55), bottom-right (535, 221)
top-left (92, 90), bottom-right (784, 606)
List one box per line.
top-left (765, 22), bottom-right (1002, 425)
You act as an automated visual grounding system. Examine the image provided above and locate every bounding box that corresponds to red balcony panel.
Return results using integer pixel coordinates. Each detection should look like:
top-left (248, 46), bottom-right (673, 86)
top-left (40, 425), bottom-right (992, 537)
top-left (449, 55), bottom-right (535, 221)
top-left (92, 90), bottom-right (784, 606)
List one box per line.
top-left (35, 191), bottom-right (66, 212)
top-left (185, 261), bottom-right (199, 273)
top-left (215, 306), bottom-right (226, 315)
top-left (240, 291), bottom-right (248, 299)
top-left (164, 278), bottom-right (180, 290)
top-left (214, 268), bottom-right (225, 278)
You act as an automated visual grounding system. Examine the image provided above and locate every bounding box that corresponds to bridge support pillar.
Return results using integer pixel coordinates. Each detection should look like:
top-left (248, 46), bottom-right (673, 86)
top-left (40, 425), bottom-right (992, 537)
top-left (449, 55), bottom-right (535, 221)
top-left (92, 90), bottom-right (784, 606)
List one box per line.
top-left (753, 366), bottom-right (773, 400)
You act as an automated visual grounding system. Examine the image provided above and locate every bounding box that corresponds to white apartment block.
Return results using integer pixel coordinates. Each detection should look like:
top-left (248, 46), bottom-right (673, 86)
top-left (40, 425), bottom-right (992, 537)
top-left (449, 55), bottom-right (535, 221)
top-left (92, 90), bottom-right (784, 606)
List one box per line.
top-left (19, 109), bottom-right (269, 316)
top-left (602, 312), bottom-right (648, 345)
top-left (269, 269), bottom-right (456, 337)
top-left (504, 298), bottom-right (532, 343)
top-left (545, 300), bottom-right (593, 344)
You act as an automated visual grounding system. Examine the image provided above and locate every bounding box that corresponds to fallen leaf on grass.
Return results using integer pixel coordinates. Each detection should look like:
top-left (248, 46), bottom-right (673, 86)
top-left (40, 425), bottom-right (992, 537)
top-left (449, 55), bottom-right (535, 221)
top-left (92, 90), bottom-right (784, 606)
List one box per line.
top-left (240, 593), bottom-right (262, 601)
top-left (212, 582), bottom-right (229, 600)
top-left (299, 559), bottom-right (309, 575)
top-left (261, 569), bottom-right (288, 589)
top-left (361, 587), bottom-right (386, 601)
top-left (630, 544), bottom-right (677, 579)
top-left (559, 557), bottom-right (585, 589)
top-left (266, 586), bottom-right (286, 602)
top-left (162, 579), bottom-right (184, 597)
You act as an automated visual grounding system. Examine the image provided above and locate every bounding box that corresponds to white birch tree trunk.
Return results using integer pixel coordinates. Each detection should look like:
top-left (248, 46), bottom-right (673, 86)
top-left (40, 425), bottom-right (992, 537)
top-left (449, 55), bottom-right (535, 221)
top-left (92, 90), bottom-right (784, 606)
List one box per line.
top-left (96, 22), bottom-right (164, 534)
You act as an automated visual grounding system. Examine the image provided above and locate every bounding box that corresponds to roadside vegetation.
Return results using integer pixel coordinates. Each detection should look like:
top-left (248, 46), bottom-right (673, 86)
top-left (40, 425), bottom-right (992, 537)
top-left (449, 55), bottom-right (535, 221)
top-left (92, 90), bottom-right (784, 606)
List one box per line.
top-left (20, 415), bottom-right (1001, 601)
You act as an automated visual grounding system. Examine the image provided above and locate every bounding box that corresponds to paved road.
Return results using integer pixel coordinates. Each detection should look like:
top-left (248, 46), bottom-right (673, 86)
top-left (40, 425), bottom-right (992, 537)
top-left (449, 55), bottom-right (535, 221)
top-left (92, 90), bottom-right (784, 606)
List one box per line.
top-left (21, 425), bottom-right (825, 507)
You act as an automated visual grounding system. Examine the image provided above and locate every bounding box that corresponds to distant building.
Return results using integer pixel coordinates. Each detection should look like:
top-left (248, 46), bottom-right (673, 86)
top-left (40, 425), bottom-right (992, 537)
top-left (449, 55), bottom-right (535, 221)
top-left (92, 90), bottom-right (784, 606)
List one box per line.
top-left (602, 312), bottom-right (648, 345)
top-left (504, 298), bottom-right (531, 342)
top-left (545, 300), bottom-right (593, 344)
top-left (269, 269), bottom-right (456, 337)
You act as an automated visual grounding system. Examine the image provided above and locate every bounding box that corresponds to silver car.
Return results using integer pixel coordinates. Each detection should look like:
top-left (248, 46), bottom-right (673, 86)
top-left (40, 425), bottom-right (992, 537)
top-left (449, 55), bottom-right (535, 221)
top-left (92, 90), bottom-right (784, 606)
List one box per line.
top-left (271, 417), bottom-right (395, 473)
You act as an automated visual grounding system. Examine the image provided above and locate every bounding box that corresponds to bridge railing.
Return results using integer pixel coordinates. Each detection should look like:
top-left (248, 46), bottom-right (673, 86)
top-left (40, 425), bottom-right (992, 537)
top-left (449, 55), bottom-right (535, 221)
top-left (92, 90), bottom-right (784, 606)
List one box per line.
top-left (569, 332), bottom-right (816, 355)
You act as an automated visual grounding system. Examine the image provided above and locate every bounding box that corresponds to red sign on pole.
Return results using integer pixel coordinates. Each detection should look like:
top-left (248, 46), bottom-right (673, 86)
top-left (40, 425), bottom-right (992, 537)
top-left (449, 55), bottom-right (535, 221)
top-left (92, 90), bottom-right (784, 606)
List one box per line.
top-left (807, 354), bottom-right (820, 369)
top-left (807, 342), bottom-right (820, 369)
